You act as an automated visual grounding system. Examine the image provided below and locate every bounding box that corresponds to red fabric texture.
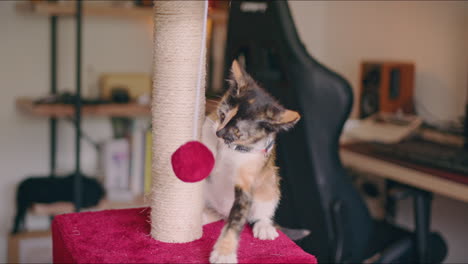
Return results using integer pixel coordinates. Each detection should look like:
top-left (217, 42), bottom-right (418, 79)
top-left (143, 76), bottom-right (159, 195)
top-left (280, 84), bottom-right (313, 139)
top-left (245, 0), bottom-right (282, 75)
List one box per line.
top-left (171, 141), bottom-right (215, 183)
top-left (52, 207), bottom-right (317, 263)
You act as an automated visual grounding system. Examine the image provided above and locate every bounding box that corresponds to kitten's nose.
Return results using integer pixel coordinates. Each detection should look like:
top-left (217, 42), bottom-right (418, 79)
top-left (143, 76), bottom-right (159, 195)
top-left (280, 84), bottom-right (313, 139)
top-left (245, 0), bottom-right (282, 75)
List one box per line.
top-left (223, 135), bottom-right (235, 144)
top-left (216, 129), bottom-right (234, 143)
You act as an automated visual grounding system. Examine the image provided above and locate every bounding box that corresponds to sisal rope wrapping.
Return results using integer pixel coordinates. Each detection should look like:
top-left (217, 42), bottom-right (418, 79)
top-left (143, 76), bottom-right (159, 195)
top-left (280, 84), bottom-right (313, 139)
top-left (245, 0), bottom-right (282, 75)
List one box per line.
top-left (151, 1), bottom-right (207, 243)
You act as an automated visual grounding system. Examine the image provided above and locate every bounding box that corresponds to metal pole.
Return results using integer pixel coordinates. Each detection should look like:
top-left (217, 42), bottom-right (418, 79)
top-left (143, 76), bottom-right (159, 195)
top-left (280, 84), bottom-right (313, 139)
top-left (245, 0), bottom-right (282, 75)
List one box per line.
top-left (50, 15), bottom-right (58, 177)
top-left (74, 0), bottom-right (83, 212)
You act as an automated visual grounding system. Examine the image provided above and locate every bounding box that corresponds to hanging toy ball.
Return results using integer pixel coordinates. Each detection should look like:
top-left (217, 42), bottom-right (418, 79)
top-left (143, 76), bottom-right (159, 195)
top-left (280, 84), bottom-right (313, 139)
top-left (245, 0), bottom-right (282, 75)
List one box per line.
top-left (171, 141), bottom-right (215, 183)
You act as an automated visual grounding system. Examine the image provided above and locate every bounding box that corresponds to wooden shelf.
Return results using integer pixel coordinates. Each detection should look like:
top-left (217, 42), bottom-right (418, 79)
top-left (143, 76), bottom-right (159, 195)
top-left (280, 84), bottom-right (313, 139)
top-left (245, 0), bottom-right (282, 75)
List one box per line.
top-left (16, 97), bottom-right (219, 118)
top-left (16, 2), bottom-right (227, 22)
top-left (16, 97), bottom-right (151, 117)
top-left (8, 230), bottom-right (52, 264)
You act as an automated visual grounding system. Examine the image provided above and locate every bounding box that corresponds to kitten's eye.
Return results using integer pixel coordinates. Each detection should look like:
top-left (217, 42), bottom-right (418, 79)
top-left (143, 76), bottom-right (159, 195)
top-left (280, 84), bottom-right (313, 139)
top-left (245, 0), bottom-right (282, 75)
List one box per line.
top-left (220, 112), bottom-right (225, 121)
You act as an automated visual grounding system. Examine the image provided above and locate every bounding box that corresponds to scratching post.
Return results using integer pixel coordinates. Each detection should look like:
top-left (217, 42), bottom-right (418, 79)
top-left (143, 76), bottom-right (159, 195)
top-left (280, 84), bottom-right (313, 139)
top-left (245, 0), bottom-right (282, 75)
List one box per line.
top-left (150, 1), bottom-right (207, 242)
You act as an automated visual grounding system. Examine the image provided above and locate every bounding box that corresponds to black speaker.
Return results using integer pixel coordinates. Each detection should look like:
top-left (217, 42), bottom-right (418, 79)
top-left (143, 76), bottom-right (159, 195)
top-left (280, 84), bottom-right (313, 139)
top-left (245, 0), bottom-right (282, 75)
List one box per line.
top-left (359, 61), bottom-right (415, 119)
top-left (360, 64), bottom-right (381, 118)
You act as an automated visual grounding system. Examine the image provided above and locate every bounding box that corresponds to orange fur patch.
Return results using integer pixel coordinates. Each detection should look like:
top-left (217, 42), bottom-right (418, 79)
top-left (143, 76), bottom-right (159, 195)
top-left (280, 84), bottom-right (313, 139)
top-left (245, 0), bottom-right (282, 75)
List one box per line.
top-left (236, 151), bottom-right (280, 202)
top-left (277, 110), bottom-right (300, 124)
top-left (237, 157), bottom-right (267, 191)
top-left (217, 106), bottom-right (239, 131)
top-left (231, 60), bottom-right (246, 89)
top-left (253, 171), bottom-right (280, 201)
top-left (214, 229), bottom-right (238, 255)
top-left (253, 156), bottom-right (280, 201)
top-left (237, 168), bottom-right (255, 192)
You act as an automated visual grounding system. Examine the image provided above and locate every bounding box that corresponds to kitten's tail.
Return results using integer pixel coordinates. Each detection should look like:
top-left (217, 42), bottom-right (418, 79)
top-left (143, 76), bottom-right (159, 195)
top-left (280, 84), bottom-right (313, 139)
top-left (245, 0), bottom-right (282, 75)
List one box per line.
top-left (276, 226), bottom-right (311, 241)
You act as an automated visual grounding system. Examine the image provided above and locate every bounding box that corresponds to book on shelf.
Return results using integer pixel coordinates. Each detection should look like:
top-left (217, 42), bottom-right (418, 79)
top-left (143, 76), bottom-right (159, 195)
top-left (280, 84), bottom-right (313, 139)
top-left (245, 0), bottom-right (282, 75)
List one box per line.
top-left (102, 138), bottom-right (133, 201)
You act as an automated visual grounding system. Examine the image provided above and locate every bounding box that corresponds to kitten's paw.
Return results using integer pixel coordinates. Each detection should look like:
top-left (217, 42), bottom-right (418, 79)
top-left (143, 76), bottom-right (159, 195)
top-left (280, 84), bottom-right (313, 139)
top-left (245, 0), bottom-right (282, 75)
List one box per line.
top-left (253, 221), bottom-right (279, 240)
top-left (209, 250), bottom-right (237, 264)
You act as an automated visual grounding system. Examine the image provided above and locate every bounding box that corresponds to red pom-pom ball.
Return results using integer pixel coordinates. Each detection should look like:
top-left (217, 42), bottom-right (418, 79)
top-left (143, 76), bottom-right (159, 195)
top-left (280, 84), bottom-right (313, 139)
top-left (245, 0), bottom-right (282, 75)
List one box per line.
top-left (171, 141), bottom-right (215, 183)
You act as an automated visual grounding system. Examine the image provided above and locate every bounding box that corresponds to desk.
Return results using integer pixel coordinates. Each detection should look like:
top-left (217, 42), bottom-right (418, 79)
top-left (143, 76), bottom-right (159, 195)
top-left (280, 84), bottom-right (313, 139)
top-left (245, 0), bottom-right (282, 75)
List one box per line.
top-left (340, 142), bottom-right (468, 262)
top-left (340, 144), bottom-right (468, 262)
top-left (340, 147), bottom-right (468, 203)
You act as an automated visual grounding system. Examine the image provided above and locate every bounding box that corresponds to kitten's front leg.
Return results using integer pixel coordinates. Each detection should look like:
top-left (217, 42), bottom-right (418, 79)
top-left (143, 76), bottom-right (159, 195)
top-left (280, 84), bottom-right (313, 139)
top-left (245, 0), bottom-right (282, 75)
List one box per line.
top-left (250, 199), bottom-right (279, 240)
top-left (249, 179), bottom-right (280, 240)
top-left (210, 186), bottom-right (251, 264)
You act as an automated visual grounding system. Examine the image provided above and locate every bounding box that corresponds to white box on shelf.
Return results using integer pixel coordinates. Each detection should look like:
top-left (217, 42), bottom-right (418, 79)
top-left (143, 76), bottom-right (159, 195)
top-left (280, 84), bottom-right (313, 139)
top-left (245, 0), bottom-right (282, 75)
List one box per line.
top-left (102, 138), bottom-right (132, 201)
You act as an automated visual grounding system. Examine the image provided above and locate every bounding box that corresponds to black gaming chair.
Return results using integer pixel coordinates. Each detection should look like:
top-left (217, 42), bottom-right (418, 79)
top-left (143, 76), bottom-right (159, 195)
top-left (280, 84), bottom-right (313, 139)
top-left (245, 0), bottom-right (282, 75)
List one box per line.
top-left (222, 1), bottom-right (447, 263)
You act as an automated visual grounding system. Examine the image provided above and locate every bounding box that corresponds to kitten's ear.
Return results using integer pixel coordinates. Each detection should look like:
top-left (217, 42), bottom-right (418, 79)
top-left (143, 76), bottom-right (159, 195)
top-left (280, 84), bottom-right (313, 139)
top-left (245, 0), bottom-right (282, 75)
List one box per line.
top-left (271, 109), bottom-right (301, 131)
top-left (230, 60), bottom-right (248, 95)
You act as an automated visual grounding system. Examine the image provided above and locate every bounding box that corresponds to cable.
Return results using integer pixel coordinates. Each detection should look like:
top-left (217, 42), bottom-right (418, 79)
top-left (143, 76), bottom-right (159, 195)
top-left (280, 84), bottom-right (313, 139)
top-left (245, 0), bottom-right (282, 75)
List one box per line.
top-left (192, 0), bottom-right (209, 140)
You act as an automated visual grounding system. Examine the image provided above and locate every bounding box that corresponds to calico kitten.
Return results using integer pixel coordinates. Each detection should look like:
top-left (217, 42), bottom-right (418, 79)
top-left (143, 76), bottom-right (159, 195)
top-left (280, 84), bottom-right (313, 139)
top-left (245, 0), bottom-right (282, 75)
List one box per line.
top-left (202, 60), bottom-right (301, 263)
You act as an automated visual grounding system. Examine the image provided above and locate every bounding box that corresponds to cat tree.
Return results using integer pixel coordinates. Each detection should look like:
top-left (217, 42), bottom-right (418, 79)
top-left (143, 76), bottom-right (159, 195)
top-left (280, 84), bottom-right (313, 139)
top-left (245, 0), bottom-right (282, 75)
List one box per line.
top-left (51, 1), bottom-right (317, 263)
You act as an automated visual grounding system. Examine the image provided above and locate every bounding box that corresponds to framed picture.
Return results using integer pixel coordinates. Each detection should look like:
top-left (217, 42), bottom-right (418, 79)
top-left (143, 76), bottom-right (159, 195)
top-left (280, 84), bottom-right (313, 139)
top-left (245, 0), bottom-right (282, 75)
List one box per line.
top-left (8, 231), bottom-right (52, 264)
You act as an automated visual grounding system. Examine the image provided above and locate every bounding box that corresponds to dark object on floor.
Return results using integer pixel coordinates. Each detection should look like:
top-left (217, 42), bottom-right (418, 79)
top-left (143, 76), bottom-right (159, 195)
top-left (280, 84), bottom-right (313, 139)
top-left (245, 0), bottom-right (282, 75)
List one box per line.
top-left (278, 226), bottom-right (311, 241)
top-left (12, 173), bottom-right (105, 234)
top-left (224, 1), bottom-right (446, 263)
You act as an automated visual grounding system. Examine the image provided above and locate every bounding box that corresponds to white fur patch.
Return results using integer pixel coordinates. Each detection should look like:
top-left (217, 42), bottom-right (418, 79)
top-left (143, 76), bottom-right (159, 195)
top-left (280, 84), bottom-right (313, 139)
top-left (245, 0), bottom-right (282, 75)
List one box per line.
top-left (201, 117), bottom-right (218, 156)
top-left (202, 207), bottom-right (223, 225)
top-left (210, 250), bottom-right (238, 264)
top-left (248, 199), bottom-right (278, 222)
top-left (253, 220), bottom-right (279, 240)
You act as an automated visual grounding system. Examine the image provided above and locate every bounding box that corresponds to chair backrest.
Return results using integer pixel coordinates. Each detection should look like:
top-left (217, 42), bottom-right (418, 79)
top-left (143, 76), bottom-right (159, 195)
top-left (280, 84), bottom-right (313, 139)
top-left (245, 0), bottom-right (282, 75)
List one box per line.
top-left (223, 1), bottom-right (372, 262)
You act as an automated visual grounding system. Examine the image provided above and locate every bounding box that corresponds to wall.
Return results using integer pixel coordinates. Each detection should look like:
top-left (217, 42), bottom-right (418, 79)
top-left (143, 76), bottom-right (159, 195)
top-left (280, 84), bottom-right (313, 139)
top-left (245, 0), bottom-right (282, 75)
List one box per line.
top-left (0, 1), bottom-right (152, 261)
top-left (289, 1), bottom-right (468, 262)
top-left (289, 1), bottom-right (468, 121)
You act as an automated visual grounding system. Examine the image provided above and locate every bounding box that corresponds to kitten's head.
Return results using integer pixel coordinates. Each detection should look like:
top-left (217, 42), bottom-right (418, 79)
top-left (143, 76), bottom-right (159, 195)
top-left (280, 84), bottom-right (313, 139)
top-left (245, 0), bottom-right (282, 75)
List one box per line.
top-left (215, 60), bottom-right (300, 146)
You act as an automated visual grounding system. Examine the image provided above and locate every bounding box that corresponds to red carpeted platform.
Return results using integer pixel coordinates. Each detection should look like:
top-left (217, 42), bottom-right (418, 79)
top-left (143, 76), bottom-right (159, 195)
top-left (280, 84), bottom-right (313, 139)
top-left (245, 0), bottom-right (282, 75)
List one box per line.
top-left (52, 207), bottom-right (317, 263)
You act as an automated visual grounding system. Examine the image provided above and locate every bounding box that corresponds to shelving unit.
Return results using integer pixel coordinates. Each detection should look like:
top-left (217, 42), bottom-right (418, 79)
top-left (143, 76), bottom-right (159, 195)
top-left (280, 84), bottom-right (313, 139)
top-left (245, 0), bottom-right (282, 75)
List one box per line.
top-left (8, 230), bottom-right (52, 263)
top-left (16, 97), bottom-right (219, 117)
top-left (16, 1), bottom-right (153, 18)
top-left (15, 0), bottom-right (225, 214)
top-left (16, 98), bottom-right (151, 117)
top-left (15, 1), bottom-right (227, 22)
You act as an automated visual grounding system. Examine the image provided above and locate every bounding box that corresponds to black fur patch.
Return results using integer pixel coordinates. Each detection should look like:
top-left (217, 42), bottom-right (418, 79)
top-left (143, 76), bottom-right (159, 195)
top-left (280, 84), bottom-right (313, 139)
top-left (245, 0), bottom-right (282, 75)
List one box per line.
top-left (226, 186), bottom-right (252, 236)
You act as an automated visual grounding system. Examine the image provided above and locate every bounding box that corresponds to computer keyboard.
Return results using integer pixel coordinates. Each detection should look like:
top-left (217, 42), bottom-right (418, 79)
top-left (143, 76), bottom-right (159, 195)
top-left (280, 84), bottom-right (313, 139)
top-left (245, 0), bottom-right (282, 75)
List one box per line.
top-left (364, 138), bottom-right (468, 175)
